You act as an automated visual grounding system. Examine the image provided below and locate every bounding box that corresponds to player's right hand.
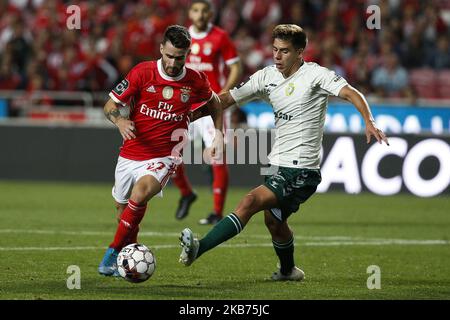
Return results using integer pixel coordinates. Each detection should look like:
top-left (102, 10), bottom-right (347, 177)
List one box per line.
top-left (365, 120), bottom-right (389, 146)
top-left (116, 118), bottom-right (136, 140)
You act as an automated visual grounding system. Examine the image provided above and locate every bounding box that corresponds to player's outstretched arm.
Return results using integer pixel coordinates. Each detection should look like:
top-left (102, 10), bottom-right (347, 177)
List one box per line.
top-left (190, 91), bottom-right (237, 122)
top-left (338, 85), bottom-right (389, 146)
top-left (103, 98), bottom-right (136, 141)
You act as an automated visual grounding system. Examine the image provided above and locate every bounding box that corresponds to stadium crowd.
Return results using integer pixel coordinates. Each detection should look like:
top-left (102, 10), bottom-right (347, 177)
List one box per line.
top-left (0, 0), bottom-right (449, 105)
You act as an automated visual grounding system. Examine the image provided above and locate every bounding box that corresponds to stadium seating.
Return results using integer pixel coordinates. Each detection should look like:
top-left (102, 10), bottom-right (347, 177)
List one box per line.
top-left (409, 68), bottom-right (439, 99)
top-left (437, 70), bottom-right (450, 99)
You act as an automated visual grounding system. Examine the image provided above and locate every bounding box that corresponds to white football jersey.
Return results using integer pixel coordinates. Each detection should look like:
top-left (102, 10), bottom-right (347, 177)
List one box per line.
top-left (230, 62), bottom-right (348, 169)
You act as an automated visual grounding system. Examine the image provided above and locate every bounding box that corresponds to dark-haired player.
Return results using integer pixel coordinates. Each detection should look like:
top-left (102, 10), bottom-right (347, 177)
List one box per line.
top-left (98, 25), bottom-right (224, 276)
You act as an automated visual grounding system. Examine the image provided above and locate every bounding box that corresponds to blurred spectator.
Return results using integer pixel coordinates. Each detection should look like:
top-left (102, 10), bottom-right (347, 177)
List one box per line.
top-left (241, 0), bottom-right (281, 36)
top-left (401, 31), bottom-right (426, 68)
top-left (287, 2), bottom-right (315, 29)
top-left (0, 54), bottom-right (21, 89)
top-left (320, 52), bottom-right (346, 78)
top-left (302, 27), bottom-right (320, 63)
top-left (217, 0), bottom-right (242, 36)
top-left (371, 52), bottom-right (413, 98)
top-left (419, 2), bottom-right (448, 44)
top-left (233, 25), bottom-right (261, 77)
top-left (26, 73), bottom-right (53, 106)
top-left (7, 22), bottom-right (31, 75)
top-left (401, 2), bottom-right (420, 40)
top-left (0, 0), bottom-right (448, 106)
top-left (344, 39), bottom-right (377, 96)
top-left (426, 35), bottom-right (450, 69)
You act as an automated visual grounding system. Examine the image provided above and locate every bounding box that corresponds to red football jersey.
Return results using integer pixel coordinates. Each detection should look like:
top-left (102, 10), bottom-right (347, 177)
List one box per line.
top-left (186, 24), bottom-right (239, 93)
top-left (109, 60), bottom-right (213, 161)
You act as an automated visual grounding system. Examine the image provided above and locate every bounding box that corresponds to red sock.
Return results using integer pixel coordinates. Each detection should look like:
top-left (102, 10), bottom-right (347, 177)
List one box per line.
top-left (172, 162), bottom-right (193, 197)
top-left (109, 200), bottom-right (146, 251)
top-left (115, 213), bottom-right (139, 245)
top-left (212, 164), bottom-right (228, 217)
top-left (127, 226), bottom-right (139, 245)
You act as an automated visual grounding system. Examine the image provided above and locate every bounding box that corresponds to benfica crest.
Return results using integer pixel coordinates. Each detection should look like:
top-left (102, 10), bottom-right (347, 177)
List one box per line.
top-left (203, 42), bottom-right (213, 56)
top-left (180, 86), bottom-right (192, 103)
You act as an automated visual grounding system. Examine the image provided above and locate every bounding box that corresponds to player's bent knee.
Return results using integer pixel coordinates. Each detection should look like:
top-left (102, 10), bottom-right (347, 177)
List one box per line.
top-left (130, 189), bottom-right (151, 204)
top-left (130, 185), bottom-right (152, 204)
top-left (237, 193), bottom-right (258, 214)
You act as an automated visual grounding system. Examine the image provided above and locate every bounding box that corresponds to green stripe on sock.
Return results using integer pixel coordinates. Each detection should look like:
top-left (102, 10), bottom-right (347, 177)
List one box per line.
top-left (198, 213), bottom-right (244, 258)
top-left (272, 237), bottom-right (294, 249)
top-left (228, 213), bottom-right (243, 233)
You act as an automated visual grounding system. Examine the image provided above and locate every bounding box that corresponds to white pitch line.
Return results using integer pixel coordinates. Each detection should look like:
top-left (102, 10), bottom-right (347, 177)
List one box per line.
top-left (0, 239), bottom-right (449, 251)
top-left (0, 229), bottom-right (448, 250)
top-left (304, 240), bottom-right (450, 246)
top-left (0, 246), bottom-right (104, 251)
top-left (0, 229), bottom-right (356, 241)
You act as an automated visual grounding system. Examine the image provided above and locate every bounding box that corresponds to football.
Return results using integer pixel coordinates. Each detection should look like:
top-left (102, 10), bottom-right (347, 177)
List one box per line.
top-left (117, 243), bottom-right (156, 283)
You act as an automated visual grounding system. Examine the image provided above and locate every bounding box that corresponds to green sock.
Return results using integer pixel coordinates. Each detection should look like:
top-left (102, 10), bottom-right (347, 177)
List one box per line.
top-left (272, 237), bottom-right (295, 275)
top-left (198, 213), bottom-right (243, 257)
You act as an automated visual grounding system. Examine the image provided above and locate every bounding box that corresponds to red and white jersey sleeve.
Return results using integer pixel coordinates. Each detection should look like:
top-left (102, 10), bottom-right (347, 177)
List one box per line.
top-left (220, 31), bottom-right (240, 67)
top-left (190, 71), bottom-right (213, 104)
top-left (109, 66), bottom-right (142, 107)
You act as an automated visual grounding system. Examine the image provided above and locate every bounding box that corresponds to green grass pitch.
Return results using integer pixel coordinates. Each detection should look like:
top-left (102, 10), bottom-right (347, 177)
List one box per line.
top-left (0, 180), bottom-right (449, 300)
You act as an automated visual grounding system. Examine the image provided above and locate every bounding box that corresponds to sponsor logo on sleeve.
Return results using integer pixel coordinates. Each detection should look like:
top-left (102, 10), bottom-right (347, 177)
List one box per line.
top-left (264, 83), bottom-right (277, 95)
top-left (113, 79), bottom-right (129, 96)
top-left (236, 77), bottom-right (251, 89)
top-left (333, 75), bottom-right (342, 82)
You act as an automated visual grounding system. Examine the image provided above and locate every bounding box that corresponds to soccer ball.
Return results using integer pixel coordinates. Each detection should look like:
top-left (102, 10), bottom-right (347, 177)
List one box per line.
top-left (117, 243), bottom-right (156, 283)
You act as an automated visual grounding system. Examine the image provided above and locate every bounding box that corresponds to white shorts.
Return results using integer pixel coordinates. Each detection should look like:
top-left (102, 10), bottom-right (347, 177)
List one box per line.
top-left (189, 110), bottom-right (231, 147)
top-left (112, 156), bottom-right (181, 204)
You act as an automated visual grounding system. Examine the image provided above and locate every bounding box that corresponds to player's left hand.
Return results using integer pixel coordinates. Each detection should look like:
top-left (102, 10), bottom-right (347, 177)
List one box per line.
top-left (366, 121), bottom-right (389, 146)
top-left (210, 131), bottom-right (224, 164)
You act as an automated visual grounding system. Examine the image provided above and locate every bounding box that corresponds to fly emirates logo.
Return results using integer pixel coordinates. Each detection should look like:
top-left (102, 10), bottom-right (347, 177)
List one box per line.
top-left (140, 101), bottom-right (184, 122)
top-left (186, 56), bottom-right (213, 72)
